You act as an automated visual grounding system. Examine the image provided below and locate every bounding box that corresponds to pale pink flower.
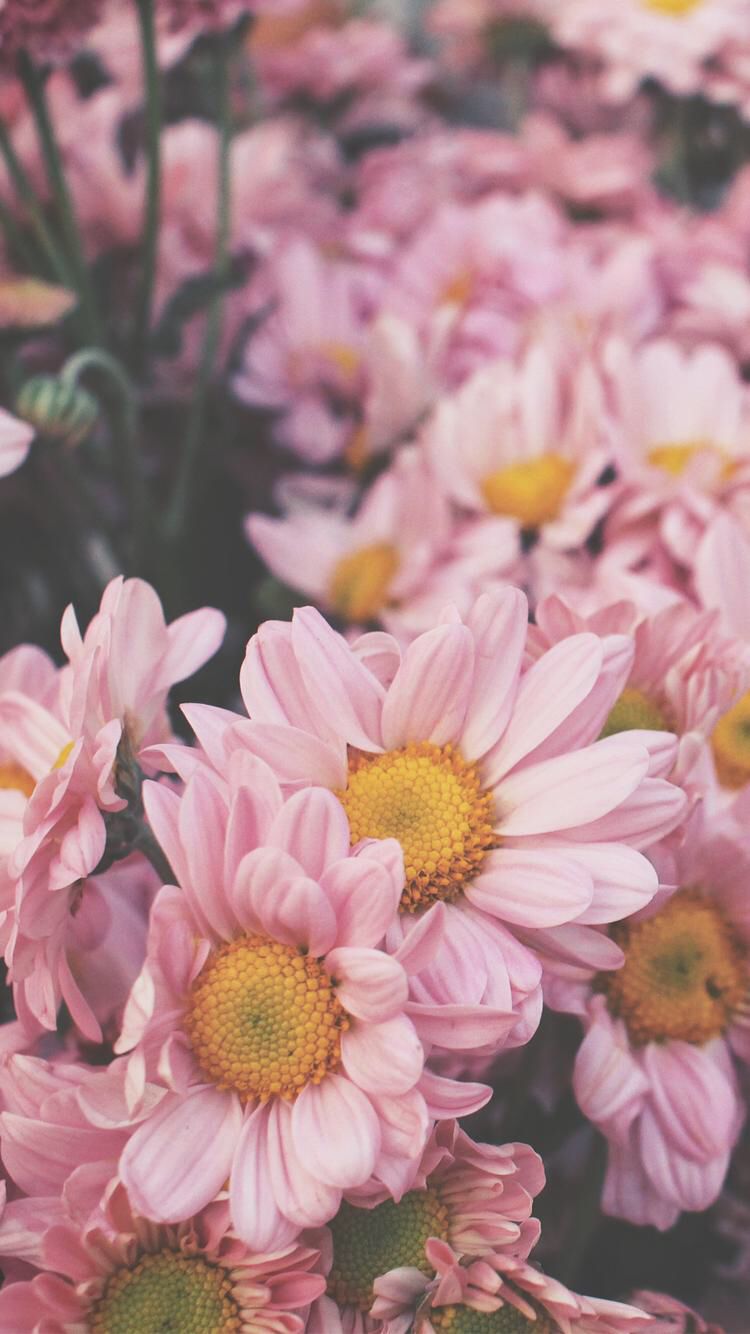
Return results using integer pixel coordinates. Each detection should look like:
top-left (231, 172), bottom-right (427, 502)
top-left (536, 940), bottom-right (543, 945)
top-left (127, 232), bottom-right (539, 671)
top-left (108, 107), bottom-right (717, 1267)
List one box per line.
top-left (0, 407), bottom-right (34, 479)
top-left (0, 1181), bottom-right (325, 1332)
top-left (309, 1122), bottom-right (544, 1333)
top-left (235, 592), bottom-right (685, 1052)
top-left (3, 578), bottom-right (224, 1037)
top-left (0, 0), bottom-right (104, 67)
top-left (246, 448), bottom-right (452, 635)
top-left (550, 0), bottom-right (750, 102)
top-left (425, 345), bottom-right (616, 554)
top-left (551, 806), bottom-right (750, 1229)
top-left (377, 1238), bottom-right (651, 1333)
top-left (116, 763), bottom-right (477, 1252)
top-left (632, 1290), bottom-right (727, 1333)
top-left (529, 592), bottom-right (749, 788)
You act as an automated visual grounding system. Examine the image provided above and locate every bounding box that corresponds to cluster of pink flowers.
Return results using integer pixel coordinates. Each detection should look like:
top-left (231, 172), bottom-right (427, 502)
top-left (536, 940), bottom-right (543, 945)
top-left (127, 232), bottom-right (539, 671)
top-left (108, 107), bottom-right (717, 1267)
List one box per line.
top-left (1, 0), bottom-right (750, 1330)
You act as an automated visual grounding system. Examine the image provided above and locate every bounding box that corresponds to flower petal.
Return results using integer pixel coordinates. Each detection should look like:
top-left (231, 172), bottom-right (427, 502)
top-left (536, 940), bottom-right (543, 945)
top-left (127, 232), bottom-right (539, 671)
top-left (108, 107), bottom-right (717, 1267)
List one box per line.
top-left (121, 1088), bottom-right (241, 1222)
top-left (292, 1075), bottom-right (380, 1188)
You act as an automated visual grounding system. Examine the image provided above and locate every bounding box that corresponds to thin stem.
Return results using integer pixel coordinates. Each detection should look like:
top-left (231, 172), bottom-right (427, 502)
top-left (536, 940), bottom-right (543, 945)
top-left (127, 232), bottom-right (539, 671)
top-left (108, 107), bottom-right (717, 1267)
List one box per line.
top-left (0, 118), bottom-right (73, 287)
top-left (0, 193), bottom-right (35, 269)
top-left (16, 51), bottom-right (101, 344)
top-left (132, 0), bottom-right (162, 375)
top-left (163, 37), bottom-right (233, 543)
top-left (60, 348), bottom-right (149, 570)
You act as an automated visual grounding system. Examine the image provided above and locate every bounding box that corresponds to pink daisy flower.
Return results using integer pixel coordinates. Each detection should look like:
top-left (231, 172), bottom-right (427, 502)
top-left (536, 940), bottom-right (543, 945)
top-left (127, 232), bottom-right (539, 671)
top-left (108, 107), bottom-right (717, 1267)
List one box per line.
top-left (116, 762), bottom-right (477, 1253)
top-left (550, 0), bottom-right (750, 102)
top-left (529, 591), bottom-right (749, 788)
top-left (309, 1121), bottom-right (544, 1333)
top-left (0, 1180), bottom-right (325, 1332)
top-left (551, 806), bottom-right (750, 1229)
top-left (425, 345), bottom-right (616, 554)
top-left (247, 448), bottom-right (452, 635)
top-left (376, 1238), bottom-right (652, 1333)
top-left (3, 577), bottom-right (224, 1038)
top-left (632, 1290), bottom-right (727, 1333)
top-left (235, 592), bottom-right (686, 1050)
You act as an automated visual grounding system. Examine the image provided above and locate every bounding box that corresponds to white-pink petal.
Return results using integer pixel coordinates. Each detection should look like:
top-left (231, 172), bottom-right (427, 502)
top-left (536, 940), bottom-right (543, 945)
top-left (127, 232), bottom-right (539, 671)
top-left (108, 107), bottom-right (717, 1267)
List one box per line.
top-left (291, 1074), bottom-right (380, 1188)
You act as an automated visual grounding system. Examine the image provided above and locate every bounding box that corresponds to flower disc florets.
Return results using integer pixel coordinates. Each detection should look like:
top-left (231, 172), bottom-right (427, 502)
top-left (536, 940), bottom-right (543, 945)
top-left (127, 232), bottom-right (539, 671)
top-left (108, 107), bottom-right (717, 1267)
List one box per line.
top-left (89, 1249), bottom-right (241, 1334)
top-left (327, 1191), bottom-right (450, 1310)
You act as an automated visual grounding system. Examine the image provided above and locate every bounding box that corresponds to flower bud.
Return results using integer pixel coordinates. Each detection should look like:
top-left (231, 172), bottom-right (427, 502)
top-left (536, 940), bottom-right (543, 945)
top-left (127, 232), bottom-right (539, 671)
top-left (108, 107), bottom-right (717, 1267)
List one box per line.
top-left (15, 373), bottom-right (98, 447)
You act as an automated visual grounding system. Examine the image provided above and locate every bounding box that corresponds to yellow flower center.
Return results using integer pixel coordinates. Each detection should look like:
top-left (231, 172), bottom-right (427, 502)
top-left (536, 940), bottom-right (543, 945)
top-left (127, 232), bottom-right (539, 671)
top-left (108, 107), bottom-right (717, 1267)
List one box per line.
top-left (599, 687), bottom-right (672, 739)
top-left (711, 690), bottom-right (750, 790)
top-left (321, 341), bottom-right (362, 381)
top-left (481, 456), bottom-right (575, 528)
top-left (647, 441), bottom-right (732, 479)
top-left (0, 761), bottom-right (35, 797)
top-left (338, 742), bottom-right (497, 913)
top-left (428, 1305), bottom-right (557, 1332)
top-left (329, 543), bottom-right (400, 623)
top-left (599, 892), bottom-right (746, 1046)
top-left (184, 934), bottom-right (349, 1102)
top-left (642, 0), bottom-right (703, 15)
top-left (327, 1189), bottom-right (450, 1311)
top-left (53, 739), bottom-right (74, 770)
top-left (441, 270), bottom-right (475, 308)
top-left (88, 1249), bottom-right (241, 1333)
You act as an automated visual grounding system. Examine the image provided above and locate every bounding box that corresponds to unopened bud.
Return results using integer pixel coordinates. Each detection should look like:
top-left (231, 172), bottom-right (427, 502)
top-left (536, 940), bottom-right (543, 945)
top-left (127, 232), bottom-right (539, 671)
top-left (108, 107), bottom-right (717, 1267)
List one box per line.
top-left (15, 373), bottom-right (98, 447)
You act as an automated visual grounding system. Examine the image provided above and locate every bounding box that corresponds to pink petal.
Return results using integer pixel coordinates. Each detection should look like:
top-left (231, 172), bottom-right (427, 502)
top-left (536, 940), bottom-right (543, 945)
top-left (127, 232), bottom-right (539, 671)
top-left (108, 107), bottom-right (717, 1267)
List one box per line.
top-left (342, 1016), bottom-right (423, 1095)
top-left (268, 787), bottom-right (350, 879)
top-left (391, 902), bottom-right (447, 975)
top-left (291, 1075), bottom-right (380, 1188)
top-left (496, 737), bottom-right (649, 837)
top-left (573, 1018), bottom-right (648, 1137)
top-left (120, 1088), bottom-right (241, 1222)
top-left (0, 407), bottom-right (33, 477)
top-left (321, 853), bottom-right (401, 949)
top-left (267, 1098), bottom-right (342, 1228)
top-left (555, 843), bottom-right (658, 925)
top-left (405, 1002), bottom-right (516, 1051)
top-left (161, 608), bottom-right (226, 687)
top-left (229, 1103), bottom-right (301, 1251)
top-left (381, 623), bottom-right (474, 749)
top-left (326, 947), bottom-right (407, 1021)
top-left (236, 847), bottom-right (337, 956)
top-left (293, 607), bottom-right (385, 751)
top-left (465, 849), bottom-right (594, 928)
top-left (460, 588), bottom-right (528, 761)
top-left (643, 1043), bottom-right (738, 1161)
top-left (239, 721), bottom-right (347, 789)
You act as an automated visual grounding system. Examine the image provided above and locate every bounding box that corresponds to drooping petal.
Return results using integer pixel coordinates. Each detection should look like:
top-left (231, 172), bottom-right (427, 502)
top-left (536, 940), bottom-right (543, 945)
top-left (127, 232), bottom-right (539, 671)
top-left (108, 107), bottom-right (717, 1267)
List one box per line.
top-left (120, 1087), bottom-right (241, 1222)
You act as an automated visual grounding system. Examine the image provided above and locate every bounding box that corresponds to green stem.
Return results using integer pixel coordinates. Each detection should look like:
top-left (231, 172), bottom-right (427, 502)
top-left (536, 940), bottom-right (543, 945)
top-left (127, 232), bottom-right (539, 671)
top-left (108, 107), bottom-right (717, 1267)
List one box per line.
top-left (132, 0), bottom-right (162, 375)
top-left (0, 118), bottom-right (74, 287)
top-left (162, 37), bottom-right (233, 544)
top-left (60, 348), bottom-right (149, 569)
top-left (16, 51), bottom-right (101, 344)
top-left (0, 193), bottom-right (35, 269)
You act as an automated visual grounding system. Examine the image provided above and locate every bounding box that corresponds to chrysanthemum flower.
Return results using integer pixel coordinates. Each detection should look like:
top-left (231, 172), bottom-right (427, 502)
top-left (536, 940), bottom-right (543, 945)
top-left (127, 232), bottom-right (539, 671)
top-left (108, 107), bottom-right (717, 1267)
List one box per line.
top-left (0, 1181), bottom-right (325, 1332)
top-left (550, 0), bottom-right (749, 102)
top-left (425, 347), bottom-right (616, 554)
top-left (247, 448), bottom-right (452, 634)
top-left (235, 592), bottom-right (685, 1050)
top-left (376, 1239), bottom-right (652, 1333)
top-left (632, 1290), bottom-right (727, 1333)
top-left (550, 807), bottom-right (750, 1229)
top-left (117, 764), bottom-right (477, 1252)
top-left (310, 1121), bottom-right (544, 1332)
top-left (2, 577), bottom-right (224, 1038)
top-left (0, 0), bottom-right (105, 67)
top-left (529, 591), bottom-right (749, 788)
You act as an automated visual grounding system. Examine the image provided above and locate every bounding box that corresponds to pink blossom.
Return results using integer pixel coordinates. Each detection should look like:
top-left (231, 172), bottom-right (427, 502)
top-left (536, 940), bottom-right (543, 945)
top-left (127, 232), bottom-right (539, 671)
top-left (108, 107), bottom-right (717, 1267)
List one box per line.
top-left (0, 408), bottom-right (34, 479)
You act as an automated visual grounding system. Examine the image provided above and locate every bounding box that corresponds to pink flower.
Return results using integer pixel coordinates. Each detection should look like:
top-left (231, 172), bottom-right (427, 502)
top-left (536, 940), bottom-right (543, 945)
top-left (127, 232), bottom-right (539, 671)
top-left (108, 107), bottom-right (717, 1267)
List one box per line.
top-left (0, 1180), bottom-right (325, 1332)
top-left (376, 1238), bottom-right (651, 1332)
top-left (552, 806), bottom-right (750, 1229)
top-left (247, 448), bottom-right (452, 635)
top-left (0, 407), bottom-right (34, 479)
top-left (550, 0), bottom-right (750, 102)
top-left (425, 344), bottom-right (616, 554)
top-left (0, 0), bottom-right (104, 67)
top-left (632, 1290), bottom-right (727, 1333)
top-left (3, 578), bottom-right (224, 1039)
top-left (310, 1121), bottom-right (544, 1332)
top-left (235, 593), bottom-right (685, 1051)
top-left (116, 763), bottom-right (472, 1252)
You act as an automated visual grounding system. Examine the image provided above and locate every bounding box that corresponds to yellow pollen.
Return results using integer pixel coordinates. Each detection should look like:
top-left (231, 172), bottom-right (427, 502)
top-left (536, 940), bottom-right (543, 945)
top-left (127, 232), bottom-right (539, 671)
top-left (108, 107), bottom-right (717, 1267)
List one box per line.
top-left (337, 742), bottom-right (497, 913)
top-left (184, 934), bottom-right (349, 1102)
top-left (647, 441), bottom-right (732, 479)
top-left (599, 687), bottom-right (672, 739)
top-left (481, 455), bottom-right (575, 528)
top-left (53, 740), bottom-right (74, 770)
top-left (441, 270), bottom-right (474, 308)
top-left (599, 891), bottom-right (747, 1046)
top-left (329, 543), bottom-right (400, 623)
top-left (642, 0), bottom-right (703, 14)
top-left (88, 1249), bottom-right (241, 1333)
top-left (321, 341), bottom-right (362, 381)
top-left (0, 761), bottom-right (35, 797)
top-left (327, 1189), bottom-right (450, 1312)
top-left (711, 690), bottom-right (750, 790)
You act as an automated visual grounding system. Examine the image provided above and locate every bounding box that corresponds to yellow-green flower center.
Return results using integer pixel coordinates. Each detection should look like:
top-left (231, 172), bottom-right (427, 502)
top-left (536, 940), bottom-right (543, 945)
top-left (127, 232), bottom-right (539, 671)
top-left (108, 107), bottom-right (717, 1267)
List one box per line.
top-left (599, 687), bottom-right (671, 738)
top-left (88, 1250), bottom-right (240, 1333)
top-left (327, 1190), bottom-right (450, 1312)
top-left (711, 690), bottom-right (750, 790)
top-left (427, 1303), bottom-right (558, 1332)
top-left (184, 934), bottom-right (349, 1102)
top-left (329, 543), bottom-right (400, 622)
top-left (337, 742), bottom-right (497, 913)
top-left (481, 455), bottom-right (575, 528)
top-left (599, 892), bottom-right (746, 1046)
